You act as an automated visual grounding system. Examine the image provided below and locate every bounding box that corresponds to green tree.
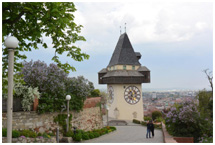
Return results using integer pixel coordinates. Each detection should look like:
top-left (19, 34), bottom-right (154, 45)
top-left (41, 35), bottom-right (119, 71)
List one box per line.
top-left (152, 111), bottom-right (162, 121)
top-left (2, 2), bottom-right (89, 94)
top-left (196, 90), bottom-right (213, 119)
top-left (90, 89), bottom-right (101, 97)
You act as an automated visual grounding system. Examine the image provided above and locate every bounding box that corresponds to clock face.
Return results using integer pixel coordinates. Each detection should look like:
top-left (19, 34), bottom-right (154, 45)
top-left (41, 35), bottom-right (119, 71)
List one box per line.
top-left (108, 86), bottom-right (114, 104)
top-left (124, 86), bottom-right (141, 105)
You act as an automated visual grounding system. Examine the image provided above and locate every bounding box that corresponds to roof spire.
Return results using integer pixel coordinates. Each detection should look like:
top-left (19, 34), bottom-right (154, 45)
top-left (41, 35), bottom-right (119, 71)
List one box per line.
top-left (125, 23), bottom-right (126, 33)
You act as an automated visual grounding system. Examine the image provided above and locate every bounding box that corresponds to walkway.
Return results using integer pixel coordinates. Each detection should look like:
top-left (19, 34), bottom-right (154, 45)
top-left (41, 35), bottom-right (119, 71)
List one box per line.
top-left (82, 119), bottom-right (164, 143)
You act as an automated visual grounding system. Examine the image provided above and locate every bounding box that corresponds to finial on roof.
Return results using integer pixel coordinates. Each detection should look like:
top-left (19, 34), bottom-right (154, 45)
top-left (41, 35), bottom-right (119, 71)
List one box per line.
top-left (125, 23), bottom-right (126, 33)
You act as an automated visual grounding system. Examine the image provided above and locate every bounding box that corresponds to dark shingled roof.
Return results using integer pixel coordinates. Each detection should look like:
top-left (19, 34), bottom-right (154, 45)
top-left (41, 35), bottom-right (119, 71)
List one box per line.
top-left (98, 68), bottom-right (107, 73)
top-left (138, 66), bottom-right (150, 71)
top-left (107, 33), bottom-right (141, 67)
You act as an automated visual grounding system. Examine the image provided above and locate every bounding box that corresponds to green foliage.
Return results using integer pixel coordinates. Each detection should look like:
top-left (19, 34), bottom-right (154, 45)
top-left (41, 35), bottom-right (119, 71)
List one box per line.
top-left (132, 119), bottom-right (141, 124)
top-left (21, 60), bottom-right (68, 113)
top-left (154, 124), bottom-right (162, 129)
top-left (12, 130), bottom-right (20, 138)
top-left (42, 132), bottom-right (51, 138)
top-left (20, 129), bottom-right (37, 138)
top-left (73, 133), bottom-right (82, 142)
top-left (165, 100), bottom-right (212, 142)
top-left (37, 132), bottom-right (42, 136)
top-left (48, 132), bottom-right (55, 136)
top-left (21, 60), bottom-right (95, 113)
top-left (82, 133), bottom-right (90, 140)
top-left (109, 126), bottom-right (116, 131)
top-left (152, 111), bottom-right (162, 121)
top-left (93, 132), bottom-right (100, 138)
top-left (141, 121), bottom-right (147, 126)
top-left (88, 132), bottom-right (94, 139)
top-left (65, 76), bottom-right (94, 112)
top-left (2, 128), bottom-right (22, 138)
top-left (13, 83), bottom-right (40, 111)
top-left (64, 130), bottom-right (74, 137)
top-left (155, 117), bottom-right (163, 123)
top-left (2, 3), bottom-right (89, 92)
top-left (54, 114), bottom-right (72, 133)
top-left (89, 89), bottom-right (101, 97)
top-left (67, 126), bottom-right (116, 142)
top-left (196, 90), bottom-right (213, 119)
top-left (144, 116), bottom-right (152, 121)
top-left (199, 136), bottom-right (213, 143)
top-left (2, 128), bottom-right (7, 137)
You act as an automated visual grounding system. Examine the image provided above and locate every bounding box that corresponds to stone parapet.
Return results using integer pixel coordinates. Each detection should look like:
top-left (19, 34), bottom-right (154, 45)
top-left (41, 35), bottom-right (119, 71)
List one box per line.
top-left (2, 98), bottom-right (103, 133)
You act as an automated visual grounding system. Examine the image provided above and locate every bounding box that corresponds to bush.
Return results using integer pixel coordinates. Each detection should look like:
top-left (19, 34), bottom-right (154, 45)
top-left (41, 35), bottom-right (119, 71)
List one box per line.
top-left (199, 136), bottom-right (213, 143)
top-left (133, 119), bottom-right (141, 124)
top-left (90, 89), bottom-right (101, 97)
top-left (21, 61), bottom-right (95, 113)
top-left (165, 100), bottom-right (212, 142)
top-left (155, 117), bottom-right (163, 123)
top-left (37, 132), bottom-right (42, 136)
top-left (20, 130), bottom-right (37, 138)
top-left (73, 133), bottom-right (82, 141)
top-left (144, 116), bottom-right (152, 121)
top-left (152, 111), bottom-right (162, 120)
top-left (141, 121), bottom-right (147, 126)
top-left (42, 132), bottom-right (50, 138)
top-left (2, 128), bottom-right (7, 137)
top-left (54, 114), bottom-right (72, 132)
top-left (109, 126), bottom-right (116, 131)
top-left (82, 133), bottom-right (90, 140)
top-left (48, 132), bottom-right (55, 136)
top-left (93, 132), bottom-right (100, 138)
top-left (64, 130), bottom-right (74, 137)
top-left (12, 130), bottom-right (20, 138)
top-left (154, 124), bottom-right (162, 129)
top-left (88, 132), bottom-right (94, 139)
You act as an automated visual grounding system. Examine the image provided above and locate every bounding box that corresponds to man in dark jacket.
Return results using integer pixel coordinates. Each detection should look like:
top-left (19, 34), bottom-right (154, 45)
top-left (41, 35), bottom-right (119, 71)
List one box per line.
top-left (150, 120), bottom-right (154, 137)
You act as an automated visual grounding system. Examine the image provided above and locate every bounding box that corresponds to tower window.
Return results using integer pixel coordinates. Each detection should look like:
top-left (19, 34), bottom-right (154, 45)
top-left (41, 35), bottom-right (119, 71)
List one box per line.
top-left (123, 65), bottom-right (126, 70)
top-left (132, 65), bottom-right (135, 70)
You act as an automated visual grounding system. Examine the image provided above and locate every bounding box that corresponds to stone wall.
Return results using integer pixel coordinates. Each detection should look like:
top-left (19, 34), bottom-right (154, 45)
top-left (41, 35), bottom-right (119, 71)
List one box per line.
top-left (2, 97), bottom-right (103, 133)
top-left (2, 136), bottom-right (56, 143)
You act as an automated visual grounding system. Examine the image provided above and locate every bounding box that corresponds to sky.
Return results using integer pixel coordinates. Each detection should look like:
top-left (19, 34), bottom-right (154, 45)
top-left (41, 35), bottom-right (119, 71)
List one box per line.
top-left (19, 2), bottom-right (213, 91)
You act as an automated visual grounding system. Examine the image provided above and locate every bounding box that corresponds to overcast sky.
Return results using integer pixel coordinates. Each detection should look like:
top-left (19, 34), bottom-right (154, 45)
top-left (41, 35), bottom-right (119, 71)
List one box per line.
top-left (22, 2), bottom-right (213, 91)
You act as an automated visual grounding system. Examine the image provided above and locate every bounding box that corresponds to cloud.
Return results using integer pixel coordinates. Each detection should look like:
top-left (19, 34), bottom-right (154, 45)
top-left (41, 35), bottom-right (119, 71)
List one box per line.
top-left (74, 2), bottom-right (212, 46)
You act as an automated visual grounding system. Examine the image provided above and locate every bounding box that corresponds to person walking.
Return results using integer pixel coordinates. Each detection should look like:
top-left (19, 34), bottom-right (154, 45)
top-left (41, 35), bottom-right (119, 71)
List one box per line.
top-left (146, 121), bottom-right (151, 138)
top-left (150, 120), bottom-right (155, 137)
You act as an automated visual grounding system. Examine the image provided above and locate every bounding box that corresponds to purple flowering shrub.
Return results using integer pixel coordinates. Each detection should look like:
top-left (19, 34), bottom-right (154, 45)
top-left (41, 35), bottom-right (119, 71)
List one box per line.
top-left (165, 99), bottom-right (212, 142)
top-left (20, 60), bottom-right (94, 113)
top-left (21, 60), bottom-right (68, 113)
top-left (65, 76), bottom-right (94, 111)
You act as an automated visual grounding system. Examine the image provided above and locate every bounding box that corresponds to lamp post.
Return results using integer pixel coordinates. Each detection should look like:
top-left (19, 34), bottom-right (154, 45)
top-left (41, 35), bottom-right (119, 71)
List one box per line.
top-left (4, 36), bottom-right (19, 143)
top-left (66, 95), bottom-right (71, 132)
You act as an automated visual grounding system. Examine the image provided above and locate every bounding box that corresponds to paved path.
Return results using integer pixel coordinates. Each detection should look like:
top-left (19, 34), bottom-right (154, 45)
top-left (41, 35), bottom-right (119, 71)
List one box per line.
top-left (82, 125), bottom-right (164, 143)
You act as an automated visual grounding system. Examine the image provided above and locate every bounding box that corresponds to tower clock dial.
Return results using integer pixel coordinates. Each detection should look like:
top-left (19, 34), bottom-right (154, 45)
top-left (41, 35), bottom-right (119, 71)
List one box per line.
top-left (124, 86), bottom-right (141, 105)
top-left (108, 86), bottom-right (114, 103)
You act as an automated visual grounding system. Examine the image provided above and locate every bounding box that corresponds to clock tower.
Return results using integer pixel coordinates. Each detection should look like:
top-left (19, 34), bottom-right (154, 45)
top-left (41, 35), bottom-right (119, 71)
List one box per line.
top-left (98, 32), bottom-right (150, 121)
